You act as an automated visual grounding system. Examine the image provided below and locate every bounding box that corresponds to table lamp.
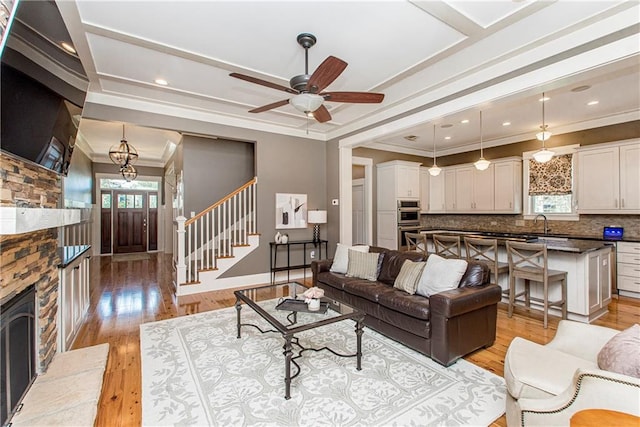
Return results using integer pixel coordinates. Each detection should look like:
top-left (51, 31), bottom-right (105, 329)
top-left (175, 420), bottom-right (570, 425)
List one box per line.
top-left (307, 210), bottom-right (327, 243)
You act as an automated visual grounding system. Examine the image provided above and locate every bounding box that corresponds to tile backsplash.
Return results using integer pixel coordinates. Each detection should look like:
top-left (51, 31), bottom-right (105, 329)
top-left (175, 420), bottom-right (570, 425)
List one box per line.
top-left (420, 214), bottom-right (639, 240)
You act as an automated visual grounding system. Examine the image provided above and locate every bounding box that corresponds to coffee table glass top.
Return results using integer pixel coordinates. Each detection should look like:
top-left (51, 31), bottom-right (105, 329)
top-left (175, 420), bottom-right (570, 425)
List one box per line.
top-left (234, 282), bottom-right (360, 333)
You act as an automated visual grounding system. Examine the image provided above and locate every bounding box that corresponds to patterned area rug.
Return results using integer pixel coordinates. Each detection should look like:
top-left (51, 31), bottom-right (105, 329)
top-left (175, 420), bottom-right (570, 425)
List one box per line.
top-left (140, 303), bottom-right (506, 426)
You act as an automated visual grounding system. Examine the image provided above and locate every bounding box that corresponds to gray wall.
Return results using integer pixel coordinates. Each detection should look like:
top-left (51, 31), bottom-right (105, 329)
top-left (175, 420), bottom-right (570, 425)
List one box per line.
top-left (63, 145), bottom-right (93, 206)
top-left (182, 135), bottom-right (255, 216)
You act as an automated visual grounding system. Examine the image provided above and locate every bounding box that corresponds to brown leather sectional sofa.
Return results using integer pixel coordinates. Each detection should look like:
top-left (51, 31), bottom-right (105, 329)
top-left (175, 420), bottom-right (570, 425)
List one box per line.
top-left (311, 246), bottom-right (502, 366)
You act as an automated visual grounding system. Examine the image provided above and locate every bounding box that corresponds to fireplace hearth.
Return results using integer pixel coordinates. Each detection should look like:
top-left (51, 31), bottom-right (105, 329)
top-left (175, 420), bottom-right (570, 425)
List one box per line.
top-left (1, 285), bottom-right (36, 426)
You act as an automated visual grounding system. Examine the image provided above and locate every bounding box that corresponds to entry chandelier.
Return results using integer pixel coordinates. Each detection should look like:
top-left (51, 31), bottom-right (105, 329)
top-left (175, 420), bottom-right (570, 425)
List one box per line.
top-left (120, 162), bottom-right (138, 182)
top-left (109, 124), bottom-right (139, 167)
top-left (429, 124), bottom-right (441, 176)
top-left (533, 92), bottom-right (554, 163)
top-left (474, 111), bottom-right (491, 171)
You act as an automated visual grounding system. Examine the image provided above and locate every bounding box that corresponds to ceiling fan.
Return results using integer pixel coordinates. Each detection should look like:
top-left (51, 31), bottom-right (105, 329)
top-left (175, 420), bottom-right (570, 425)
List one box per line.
top-left (229, 33), bottom-right (384, 123)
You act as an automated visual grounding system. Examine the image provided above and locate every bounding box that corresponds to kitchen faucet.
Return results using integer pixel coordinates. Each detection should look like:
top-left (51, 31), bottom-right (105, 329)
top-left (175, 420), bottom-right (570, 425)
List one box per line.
top-left (534, 214), bottom-right (549, 235)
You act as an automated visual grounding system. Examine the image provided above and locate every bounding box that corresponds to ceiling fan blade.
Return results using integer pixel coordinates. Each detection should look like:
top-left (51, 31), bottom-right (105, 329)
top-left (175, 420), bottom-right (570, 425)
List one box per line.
top-left (230, 73), bottom-right (298, 94)
top-left (312, 105), bottom-right (332, 123)
top-left (322, 92), bottom-right (385, 103)
top-left (306, 56), bottom-right (347, 93)
top-left (249, 99), bottom-right (290, 113)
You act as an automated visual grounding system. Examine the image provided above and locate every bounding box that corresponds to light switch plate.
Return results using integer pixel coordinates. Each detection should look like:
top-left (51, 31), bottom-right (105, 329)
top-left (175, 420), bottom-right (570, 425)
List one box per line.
top-left (332, 199), bottom-right (339, 206)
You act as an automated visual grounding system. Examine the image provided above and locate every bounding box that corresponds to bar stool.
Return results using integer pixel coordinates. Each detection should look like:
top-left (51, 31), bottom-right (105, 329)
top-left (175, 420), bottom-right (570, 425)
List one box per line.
top-left (433, 234), bottom-right (461, 259)
top-left (405, 232), bottom-right (429, 255)
top-left (506, 241), bottom-right (568, 329)
top-left (464, 236), bottom-right (509, 290)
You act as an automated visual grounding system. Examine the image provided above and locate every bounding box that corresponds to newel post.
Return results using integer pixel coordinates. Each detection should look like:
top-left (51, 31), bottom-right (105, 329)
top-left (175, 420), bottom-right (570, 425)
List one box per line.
top-left (176, 216), bottom-right (187, 286)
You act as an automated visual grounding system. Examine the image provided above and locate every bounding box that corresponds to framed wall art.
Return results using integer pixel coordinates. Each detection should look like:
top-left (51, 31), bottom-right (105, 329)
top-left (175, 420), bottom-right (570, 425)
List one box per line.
top-left (275, 193), bottom-right (307, 229)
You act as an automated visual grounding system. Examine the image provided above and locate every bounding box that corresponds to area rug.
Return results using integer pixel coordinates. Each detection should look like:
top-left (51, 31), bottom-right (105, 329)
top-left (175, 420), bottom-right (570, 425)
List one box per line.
top-left (112, 252), bottom-right (150, 262)
top-left (140, 303), bottom-right (506, 426)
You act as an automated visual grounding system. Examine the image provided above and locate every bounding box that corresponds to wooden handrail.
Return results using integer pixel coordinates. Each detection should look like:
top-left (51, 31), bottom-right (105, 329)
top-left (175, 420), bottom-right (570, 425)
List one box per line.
top-left (185, 177), bottom-right (257, 226)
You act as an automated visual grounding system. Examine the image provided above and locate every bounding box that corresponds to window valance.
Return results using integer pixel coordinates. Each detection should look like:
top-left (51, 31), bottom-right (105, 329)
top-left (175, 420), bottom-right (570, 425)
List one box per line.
top-left (529, 154), bottom-right (573, 195)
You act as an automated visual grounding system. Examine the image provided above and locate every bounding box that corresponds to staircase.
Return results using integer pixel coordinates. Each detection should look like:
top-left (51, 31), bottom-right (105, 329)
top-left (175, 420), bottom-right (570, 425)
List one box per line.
top-left (173, 177), bottom-right (259, 295)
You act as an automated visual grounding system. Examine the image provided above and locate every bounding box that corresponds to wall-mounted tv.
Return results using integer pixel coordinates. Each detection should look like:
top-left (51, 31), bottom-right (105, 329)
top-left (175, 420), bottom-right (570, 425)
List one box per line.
top-left (0, 0), bottom-right (87, 176)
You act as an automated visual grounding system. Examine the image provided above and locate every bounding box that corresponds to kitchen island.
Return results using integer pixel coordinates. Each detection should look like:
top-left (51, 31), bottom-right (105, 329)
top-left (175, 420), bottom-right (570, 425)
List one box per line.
top-left (421, 230), bottom-right (613, 323)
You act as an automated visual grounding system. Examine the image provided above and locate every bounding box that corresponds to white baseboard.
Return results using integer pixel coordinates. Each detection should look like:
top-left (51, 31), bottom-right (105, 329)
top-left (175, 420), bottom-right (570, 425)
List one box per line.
top-left (176, 269), bottom-right (309, 296)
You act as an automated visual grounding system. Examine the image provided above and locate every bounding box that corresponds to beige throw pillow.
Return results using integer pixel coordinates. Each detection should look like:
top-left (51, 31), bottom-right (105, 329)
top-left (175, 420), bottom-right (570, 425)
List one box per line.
top-left (330, 243), bottom-right (369, 274)
top-left (393, 260), bottom-right (426, 295)
top-left (416, 254), bottom-right (468, 297)
top-left (597, 324), bottom-right (640, 379)
top-left (345, 249), bottom-right (380, 281)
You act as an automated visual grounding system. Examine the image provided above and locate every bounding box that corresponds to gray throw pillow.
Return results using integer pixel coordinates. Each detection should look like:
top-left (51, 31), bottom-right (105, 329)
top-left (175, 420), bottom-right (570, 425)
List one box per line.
top-left (345, 249), bottom-right (380, 281)
top-left (597, 324), bottom-right (640, 378)
top-left (393, 260), bottom-right (426, 295)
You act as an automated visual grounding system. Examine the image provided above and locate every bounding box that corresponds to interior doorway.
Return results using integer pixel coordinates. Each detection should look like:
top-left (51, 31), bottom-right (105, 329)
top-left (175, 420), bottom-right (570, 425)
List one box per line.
top-left (351, 157), bottom-right (373, 245)
top-left (352, 178), bottom-right (366, 244)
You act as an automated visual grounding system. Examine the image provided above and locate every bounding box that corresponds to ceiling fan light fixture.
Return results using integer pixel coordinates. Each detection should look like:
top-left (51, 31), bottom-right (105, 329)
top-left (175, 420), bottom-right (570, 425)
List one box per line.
top-left (289, 93), bottom-right (324, 113)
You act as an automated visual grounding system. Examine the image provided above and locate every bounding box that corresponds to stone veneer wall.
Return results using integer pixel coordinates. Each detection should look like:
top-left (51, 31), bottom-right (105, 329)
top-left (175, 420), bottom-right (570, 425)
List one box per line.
top-left (420, 213), bottom-right (640, 240)
top-left (0, 154), bottom-right (62, 371)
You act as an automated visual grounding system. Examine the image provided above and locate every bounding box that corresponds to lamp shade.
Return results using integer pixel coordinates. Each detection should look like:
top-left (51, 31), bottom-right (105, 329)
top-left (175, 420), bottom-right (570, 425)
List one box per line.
top-left (307, 210), bottom-right (327, 224)
top-left (533, 148), bottom-right (554, 163)
top-left (428, 165), bottom-right (442, 176)
top-left (474, 157), bottom-right (491, 171)
top-left (289, 93), bottom-right (324, 113)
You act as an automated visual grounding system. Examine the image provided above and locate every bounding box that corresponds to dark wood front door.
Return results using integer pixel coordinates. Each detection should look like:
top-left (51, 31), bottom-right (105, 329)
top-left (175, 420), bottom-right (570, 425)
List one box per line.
top-left (114, 191), bottom-right (146, 253)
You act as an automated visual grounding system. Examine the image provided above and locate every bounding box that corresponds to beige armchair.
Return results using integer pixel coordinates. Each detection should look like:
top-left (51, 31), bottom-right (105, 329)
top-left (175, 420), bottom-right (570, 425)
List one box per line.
top-left (504, 320), bottom-right (640, 426)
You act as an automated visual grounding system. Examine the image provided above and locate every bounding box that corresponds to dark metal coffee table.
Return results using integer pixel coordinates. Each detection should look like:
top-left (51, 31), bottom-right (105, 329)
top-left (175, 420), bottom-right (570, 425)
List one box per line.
top-left (234, 282), bottom-right (365, 399)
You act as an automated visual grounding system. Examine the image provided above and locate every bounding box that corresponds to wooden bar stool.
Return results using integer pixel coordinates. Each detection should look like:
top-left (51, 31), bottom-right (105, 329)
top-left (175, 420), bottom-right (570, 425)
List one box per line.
top-left (405, 232), bottom-right (429, 255)
top-left (433, 234), bottom-right (461, 259)
top-left (464, 236), bottom-right (509, 290)
top-left (506, 241), bottom-right (568, 328)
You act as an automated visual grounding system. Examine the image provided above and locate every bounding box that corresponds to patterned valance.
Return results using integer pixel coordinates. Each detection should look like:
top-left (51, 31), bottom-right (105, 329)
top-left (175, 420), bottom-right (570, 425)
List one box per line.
top-left (529, 154), bottom-right (573, 195)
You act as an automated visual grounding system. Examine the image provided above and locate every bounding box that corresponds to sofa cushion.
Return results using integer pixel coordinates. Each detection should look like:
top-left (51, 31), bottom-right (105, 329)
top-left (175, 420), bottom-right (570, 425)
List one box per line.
top-left (504, 337), bottom-right (598, 400)
top-left (346, 249), bottom-right (383, 281)
top-left (378, 250), bottom-right (427, 286)
top-left (378, 289), bottom-right (431, 320)
top-left (597, 324), bottom-right (640, 379)
top-left (330, 243), bottom-right (369, 274)
top-left (393, 260), bottom-right (426, 295)
top-left (377, 305), bottom-right (431, 338)
top-left (317, 271), bottom-right (351, 291)
top-left (458, 261), bottom-right (490, 288)
top-left (416, 254), bottom-right (468, 297)
top-left (342, 280), bottom-right (395, 303)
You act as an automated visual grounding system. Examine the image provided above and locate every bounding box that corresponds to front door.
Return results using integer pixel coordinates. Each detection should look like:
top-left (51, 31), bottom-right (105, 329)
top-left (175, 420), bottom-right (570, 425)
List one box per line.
top-left (114, 191), bottom-right (146, 253)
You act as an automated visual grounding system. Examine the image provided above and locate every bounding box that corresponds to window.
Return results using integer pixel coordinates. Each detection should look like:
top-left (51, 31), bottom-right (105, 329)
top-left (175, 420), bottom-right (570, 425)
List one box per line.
top-left (99, 178), bottom-right (159, 191)
top-left (523, 145), bottom-right (578, 220)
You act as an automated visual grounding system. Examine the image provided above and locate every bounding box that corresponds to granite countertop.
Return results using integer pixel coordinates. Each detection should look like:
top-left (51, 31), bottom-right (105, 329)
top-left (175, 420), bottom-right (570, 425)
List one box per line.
top-left (57, 245), bottom-right (91, 268)
top-left (420, 229), bottom-right (614, 254)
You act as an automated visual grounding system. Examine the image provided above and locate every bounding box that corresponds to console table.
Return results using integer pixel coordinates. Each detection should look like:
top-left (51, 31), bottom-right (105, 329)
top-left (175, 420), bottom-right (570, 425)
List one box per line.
top-left (269, 239), bottom-right (328, 284)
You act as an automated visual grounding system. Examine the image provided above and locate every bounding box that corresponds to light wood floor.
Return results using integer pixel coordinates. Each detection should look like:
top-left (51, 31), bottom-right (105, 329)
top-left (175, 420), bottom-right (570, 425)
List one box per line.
top-left (72, 253), bottom-right (640, 427)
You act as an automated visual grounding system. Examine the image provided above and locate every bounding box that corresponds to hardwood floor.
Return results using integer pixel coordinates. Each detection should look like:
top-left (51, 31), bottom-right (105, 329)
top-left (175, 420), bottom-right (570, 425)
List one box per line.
top-left (72, 253), bottom-right (640, 427)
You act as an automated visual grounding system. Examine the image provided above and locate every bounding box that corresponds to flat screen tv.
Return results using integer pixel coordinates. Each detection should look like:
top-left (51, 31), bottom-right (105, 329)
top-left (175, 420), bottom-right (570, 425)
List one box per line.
top-left (0, 1), bottom-right (86, 176)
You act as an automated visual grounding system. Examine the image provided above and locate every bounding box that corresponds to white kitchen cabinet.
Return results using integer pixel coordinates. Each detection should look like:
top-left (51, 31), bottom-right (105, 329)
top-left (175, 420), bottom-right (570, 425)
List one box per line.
top-left (577, 140), bottom-right (640, 214)
top-left (444, 169), bottom-right (457, 211)
top-left (447, 165), bottom-right (495, 213)
top-left (429, 171), bottom-right (446, 213)
top-left (420, 167), bottom-right (430, 213)
top-left (58, 247), bottom-right (91, 352)
top-left (587, 249), bottom-right (612, 315)
top-left (617, 242), bottom-right (640, 296)
top-left (376, 161), bottom-right (422, 211)
top-left (494, 159), bottom-right (522, 213)
top-left (376, 211), bottom-right (398, 249)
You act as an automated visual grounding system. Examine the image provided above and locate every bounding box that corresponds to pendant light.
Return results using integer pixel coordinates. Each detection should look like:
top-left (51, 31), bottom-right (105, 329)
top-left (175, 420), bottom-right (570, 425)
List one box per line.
top-left (109, 124), bottom-right (139, 167)
top-left (428, 124), bottom-right (441, 176)
top-left (121, 162), bottom-right (138, 182)
top-left (533, 92), bottom-right (554, 163)
top-left (474, 110), bottom-right (491, 171)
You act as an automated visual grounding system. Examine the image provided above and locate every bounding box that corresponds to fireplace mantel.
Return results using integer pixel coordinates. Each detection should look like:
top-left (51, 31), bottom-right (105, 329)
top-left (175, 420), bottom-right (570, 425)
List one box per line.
top-left (0, 207), bottom-right (80, 235)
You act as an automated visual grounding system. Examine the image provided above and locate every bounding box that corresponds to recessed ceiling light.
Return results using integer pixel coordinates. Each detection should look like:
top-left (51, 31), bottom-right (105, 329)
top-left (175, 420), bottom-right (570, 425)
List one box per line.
top-left (444, 136), bottom-right (451, 140)
top-left (155, 78), bottom-right (168, 86)
top-left (460, 119), bottom-right (469, 124)
top-left (502, 121), bottom-right (511, 126)
top-left (571, 85), bottom-right (591, 92)
top-left (587, 100), bottom-right (599, 106)
top-left (61, 42), bottom-right (76, 54)
top-left (440, 124), bottom-right (453, 128)
top-left (403, 135), bottom-right (418, 141)
top-left (539, 96), bottom-right (550, 102)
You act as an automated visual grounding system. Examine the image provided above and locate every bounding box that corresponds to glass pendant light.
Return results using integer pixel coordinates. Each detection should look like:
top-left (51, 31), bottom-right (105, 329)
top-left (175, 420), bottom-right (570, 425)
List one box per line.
top-left (533, 92), bottom-right (554, 163)
top-left (429, 124), bottom-right (441, 176)
top-left (474, 110), bottom-right (491, 171)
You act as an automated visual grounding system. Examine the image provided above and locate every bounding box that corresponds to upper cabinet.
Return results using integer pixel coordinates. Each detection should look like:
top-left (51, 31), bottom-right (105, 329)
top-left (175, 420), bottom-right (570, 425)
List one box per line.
top-left (494, 159), bottom-right (522, 213)
top-left (419, 167), bottom-right (430, 213)
top-left (376, 161), bottom-right (422, 211)
top-left (429, 171), bottom-right (446, 213)
top-left (577, 140), bottom-right (640, 214)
